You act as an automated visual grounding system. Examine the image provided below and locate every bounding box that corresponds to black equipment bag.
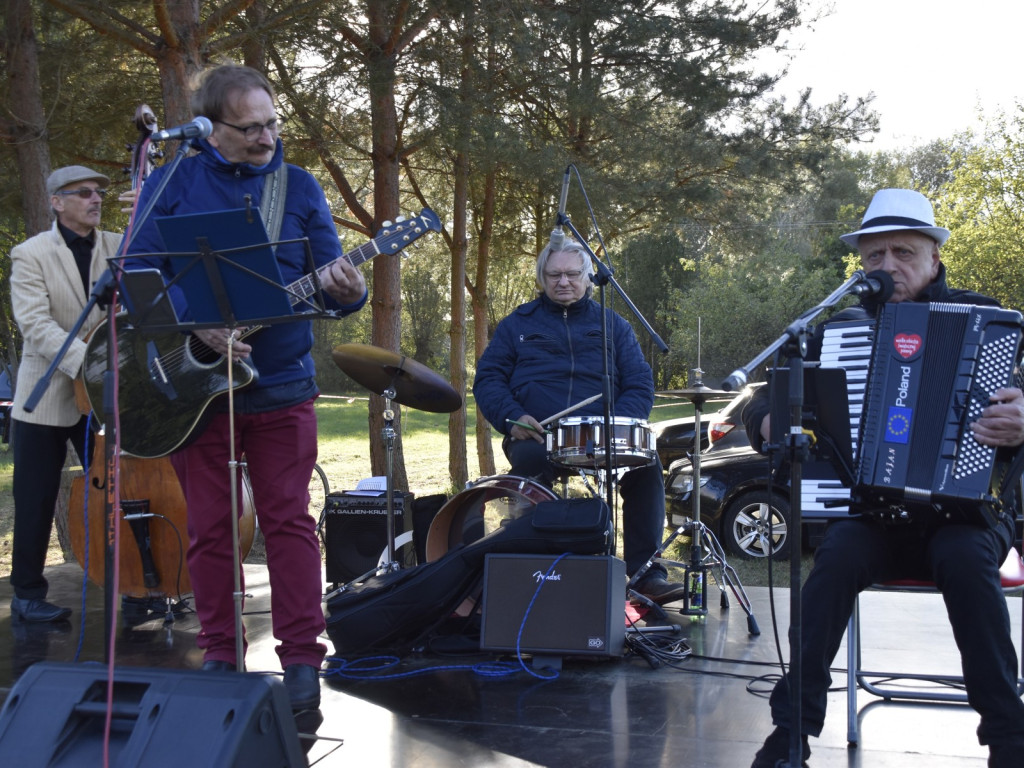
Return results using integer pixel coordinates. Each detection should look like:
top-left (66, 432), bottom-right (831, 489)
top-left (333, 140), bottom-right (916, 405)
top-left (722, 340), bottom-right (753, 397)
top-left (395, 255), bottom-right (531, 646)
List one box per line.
top-left (325, 498), bottom-right (610, 657)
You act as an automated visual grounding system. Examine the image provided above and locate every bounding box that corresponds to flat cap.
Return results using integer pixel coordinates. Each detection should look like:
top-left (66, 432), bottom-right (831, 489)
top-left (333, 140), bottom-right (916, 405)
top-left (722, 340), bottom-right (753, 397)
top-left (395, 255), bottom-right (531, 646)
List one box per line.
top-left (46, 165), bottom-right (110, 197)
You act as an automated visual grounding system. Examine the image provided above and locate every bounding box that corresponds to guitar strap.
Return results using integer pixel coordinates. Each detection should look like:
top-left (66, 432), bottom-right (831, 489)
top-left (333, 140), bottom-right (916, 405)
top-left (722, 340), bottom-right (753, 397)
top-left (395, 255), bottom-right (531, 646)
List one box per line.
top-left (260, 164), bottom-right (288, 248)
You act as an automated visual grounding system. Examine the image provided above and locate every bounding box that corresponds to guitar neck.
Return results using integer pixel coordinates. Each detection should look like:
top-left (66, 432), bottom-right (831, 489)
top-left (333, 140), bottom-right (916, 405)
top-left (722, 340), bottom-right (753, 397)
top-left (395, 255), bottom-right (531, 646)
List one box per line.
top-left (234, 208), bottom-right (440, 342)
top-left (238, 241), bottom-right (373, 341)
top-left (287, 240), bottom-right (376, 307)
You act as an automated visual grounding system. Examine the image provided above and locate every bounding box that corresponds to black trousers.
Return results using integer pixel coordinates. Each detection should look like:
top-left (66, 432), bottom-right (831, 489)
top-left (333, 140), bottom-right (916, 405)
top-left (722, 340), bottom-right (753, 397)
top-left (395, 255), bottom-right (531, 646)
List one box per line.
top-left (769, 514), bottom-right (1024, 746)
top-left (10, 417), bottom-right (88, 599)
top-left (503, 435), bottom-right (666, 577)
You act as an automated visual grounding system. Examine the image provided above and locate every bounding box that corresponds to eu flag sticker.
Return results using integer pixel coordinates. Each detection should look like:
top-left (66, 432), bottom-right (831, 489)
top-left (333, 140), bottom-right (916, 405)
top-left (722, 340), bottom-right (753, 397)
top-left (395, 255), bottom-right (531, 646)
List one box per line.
top-left (884, 406), bottom-right (913, 444)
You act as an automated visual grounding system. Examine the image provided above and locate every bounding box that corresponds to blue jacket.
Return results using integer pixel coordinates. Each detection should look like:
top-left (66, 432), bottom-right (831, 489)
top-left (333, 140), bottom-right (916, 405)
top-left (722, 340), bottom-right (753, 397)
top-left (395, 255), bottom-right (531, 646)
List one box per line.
top-left (124, 138), bottom-right (367, 395)
top-left (473, 292), bottom-right (655, 435)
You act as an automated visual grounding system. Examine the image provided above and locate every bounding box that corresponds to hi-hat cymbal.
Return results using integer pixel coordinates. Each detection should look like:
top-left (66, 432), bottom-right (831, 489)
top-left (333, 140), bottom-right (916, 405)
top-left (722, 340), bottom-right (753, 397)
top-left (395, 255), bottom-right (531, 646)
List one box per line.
top-left (332, 344), bottom-right (462, 413)
top-left (657, 385), bottom-right (735, 403)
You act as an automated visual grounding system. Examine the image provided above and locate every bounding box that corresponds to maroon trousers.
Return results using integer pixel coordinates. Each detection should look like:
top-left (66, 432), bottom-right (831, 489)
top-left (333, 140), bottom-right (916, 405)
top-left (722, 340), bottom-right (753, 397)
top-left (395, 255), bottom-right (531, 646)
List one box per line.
top-left (171, 399), bottom-right (326, 669)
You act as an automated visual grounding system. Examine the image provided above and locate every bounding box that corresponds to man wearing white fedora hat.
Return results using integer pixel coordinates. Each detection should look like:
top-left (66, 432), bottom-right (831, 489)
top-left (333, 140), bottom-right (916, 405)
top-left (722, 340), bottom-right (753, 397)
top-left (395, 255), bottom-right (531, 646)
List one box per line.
top-left (744, 188), bottom-right (1024, 767)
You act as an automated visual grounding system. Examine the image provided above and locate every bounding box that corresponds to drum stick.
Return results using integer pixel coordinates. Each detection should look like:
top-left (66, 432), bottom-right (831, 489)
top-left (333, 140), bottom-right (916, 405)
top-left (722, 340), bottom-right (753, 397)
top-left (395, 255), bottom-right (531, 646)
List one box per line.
top-left (539, 394), bottom-right (603, 427)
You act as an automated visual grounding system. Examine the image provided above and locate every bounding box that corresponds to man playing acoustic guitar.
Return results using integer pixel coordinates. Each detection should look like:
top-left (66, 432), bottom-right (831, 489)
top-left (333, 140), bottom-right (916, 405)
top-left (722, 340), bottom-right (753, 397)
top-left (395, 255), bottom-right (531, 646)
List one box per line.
top-left (124, 63), bottom-right (367, 712)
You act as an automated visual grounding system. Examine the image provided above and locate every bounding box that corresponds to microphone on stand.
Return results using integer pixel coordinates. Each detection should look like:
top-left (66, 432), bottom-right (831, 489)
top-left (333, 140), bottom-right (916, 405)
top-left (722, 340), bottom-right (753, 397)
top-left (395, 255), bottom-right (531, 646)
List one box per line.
top-left (150, 116), bottom-right (213, 142)
top-left (548, 166), bottom-right (571, 252)
top-left (850, 269), bottom-right (895, 303)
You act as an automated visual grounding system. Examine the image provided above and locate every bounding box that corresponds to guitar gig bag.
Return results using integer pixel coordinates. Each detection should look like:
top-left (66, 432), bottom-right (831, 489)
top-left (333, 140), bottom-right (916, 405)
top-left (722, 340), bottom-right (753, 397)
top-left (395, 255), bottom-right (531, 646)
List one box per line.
top-left (324, 498), bottom-right (611, 657)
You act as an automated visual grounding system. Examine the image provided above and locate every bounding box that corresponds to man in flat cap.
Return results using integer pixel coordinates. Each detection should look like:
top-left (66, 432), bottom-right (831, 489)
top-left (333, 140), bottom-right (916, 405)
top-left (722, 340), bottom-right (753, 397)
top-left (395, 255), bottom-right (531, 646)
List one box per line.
top-left (8, 165), bottom-right (122, 622)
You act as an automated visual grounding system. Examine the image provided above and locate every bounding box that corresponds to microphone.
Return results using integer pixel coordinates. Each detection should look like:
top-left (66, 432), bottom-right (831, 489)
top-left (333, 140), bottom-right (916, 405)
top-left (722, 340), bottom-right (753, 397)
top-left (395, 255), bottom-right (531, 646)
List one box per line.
top-left (850, 269), bottom-right (895, 303)
top-left (150, 116), bottom-right (213, 142)
top-left (548, 166), bottom-right (571, 252)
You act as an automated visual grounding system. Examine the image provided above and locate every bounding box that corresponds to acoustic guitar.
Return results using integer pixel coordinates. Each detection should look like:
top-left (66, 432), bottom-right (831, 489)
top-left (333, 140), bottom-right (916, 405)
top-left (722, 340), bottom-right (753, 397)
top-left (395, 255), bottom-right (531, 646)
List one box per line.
top-left (81, 209), bottom-right (441, 458)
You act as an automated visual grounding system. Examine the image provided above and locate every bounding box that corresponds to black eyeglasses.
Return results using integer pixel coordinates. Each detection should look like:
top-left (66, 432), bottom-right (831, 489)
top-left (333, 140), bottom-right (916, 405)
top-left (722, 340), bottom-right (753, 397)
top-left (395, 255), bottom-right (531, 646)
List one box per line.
top-left (56, 187), bottom-right (107, 199)
top-left (215, 118), bottom-right (279, 141)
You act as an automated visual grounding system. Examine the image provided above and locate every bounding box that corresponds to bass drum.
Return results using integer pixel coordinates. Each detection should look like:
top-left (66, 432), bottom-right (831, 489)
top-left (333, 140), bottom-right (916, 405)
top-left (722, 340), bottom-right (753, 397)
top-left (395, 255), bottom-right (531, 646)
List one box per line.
top-left (425, 475), bottom-right (558, 562)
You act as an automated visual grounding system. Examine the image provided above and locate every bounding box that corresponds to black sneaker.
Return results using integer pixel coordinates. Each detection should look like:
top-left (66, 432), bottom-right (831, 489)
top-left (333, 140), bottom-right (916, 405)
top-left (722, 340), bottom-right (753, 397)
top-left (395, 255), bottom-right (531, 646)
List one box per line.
top-left (989, 741), bottom-right (1024, 768)
top-left (283, 664), bottom-right (321, 711)
top-left (10, 597), bottom-right (71, 623)
top-left (631, 574), bottom-right (688, 605)
top-left (751, 726), bottom-right (810, 768)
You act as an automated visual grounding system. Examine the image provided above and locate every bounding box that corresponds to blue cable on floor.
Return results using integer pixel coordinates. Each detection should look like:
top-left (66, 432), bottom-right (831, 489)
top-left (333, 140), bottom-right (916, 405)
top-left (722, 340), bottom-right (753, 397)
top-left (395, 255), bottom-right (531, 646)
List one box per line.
top-left (324, 552), bottom-right (574, 682)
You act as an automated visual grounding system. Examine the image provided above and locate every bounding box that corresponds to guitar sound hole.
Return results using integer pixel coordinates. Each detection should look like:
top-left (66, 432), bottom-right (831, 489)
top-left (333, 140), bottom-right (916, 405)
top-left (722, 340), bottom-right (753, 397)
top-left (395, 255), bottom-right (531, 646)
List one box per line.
top-left (188, 336), bottom-right (221, 365)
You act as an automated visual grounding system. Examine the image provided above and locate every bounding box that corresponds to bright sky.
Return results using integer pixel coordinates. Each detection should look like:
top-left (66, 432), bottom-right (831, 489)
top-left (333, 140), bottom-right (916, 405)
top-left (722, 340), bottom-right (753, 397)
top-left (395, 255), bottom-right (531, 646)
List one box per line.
top-left (763, 0), bottom-right (1023, 150)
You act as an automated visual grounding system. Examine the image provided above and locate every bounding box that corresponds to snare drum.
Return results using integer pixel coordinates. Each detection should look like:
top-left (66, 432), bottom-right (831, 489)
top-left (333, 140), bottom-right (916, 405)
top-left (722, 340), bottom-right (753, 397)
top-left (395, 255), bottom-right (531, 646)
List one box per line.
top-left (546, 416), bottom-right (656, 469)
top-left (424, 475), bottom-right (558, 562)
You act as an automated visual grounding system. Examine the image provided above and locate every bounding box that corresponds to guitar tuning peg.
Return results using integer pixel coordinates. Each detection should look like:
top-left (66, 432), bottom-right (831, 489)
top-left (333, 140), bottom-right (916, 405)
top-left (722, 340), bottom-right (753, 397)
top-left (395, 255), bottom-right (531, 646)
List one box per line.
top-left (382, 220), bottom-right (393, 228)
top-left (396, 215), bottom-right (406, 223)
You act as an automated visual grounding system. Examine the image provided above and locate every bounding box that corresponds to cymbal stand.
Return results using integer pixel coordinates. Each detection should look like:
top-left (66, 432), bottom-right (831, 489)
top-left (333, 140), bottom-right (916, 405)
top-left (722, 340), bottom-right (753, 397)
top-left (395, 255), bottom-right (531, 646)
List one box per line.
top-left (680, 368), bottom-right (711, 617)
top-left (668, 368), bottom-right (759, 633)
top-left (379, 385), bottom-right (402, 573)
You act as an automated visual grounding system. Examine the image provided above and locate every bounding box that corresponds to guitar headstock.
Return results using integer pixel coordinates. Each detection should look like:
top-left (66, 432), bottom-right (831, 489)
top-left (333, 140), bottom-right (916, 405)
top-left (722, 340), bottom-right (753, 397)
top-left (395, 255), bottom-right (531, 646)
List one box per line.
top-left (375, 208), bottom-right (442, 255)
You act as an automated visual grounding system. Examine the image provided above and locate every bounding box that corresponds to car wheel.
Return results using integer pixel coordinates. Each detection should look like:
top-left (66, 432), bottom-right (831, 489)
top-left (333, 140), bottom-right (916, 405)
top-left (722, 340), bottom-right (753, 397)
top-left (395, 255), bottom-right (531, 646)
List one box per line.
top-left (721, 490), bottom-right (791, 560)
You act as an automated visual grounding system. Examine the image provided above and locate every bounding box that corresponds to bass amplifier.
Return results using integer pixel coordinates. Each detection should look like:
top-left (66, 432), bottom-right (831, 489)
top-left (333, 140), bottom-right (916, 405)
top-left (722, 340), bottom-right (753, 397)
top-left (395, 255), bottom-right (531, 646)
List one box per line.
top-left (480, 554), bottom-right (625, 659)
top-left (324, 491), bottom-right (408, 583)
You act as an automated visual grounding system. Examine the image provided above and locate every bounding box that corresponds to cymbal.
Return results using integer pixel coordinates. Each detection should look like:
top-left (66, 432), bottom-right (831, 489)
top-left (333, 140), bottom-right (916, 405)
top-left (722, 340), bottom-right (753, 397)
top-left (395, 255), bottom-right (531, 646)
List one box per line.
top-left (657, 385), bottom-right (735, 403)
top-left (331, 344), bottom-right (462, 413)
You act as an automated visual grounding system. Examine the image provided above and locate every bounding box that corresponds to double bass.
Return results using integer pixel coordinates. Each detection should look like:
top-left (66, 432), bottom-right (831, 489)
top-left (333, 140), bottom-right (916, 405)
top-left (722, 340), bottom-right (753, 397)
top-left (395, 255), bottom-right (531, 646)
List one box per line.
top-left (68, 105), bottom-right (254, 604)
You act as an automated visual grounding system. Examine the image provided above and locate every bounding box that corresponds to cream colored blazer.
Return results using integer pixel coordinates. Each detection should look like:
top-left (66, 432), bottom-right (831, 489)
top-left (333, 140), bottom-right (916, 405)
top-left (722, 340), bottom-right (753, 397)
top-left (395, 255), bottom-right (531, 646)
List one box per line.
top-left (10, 221), bottom-right (123, 427)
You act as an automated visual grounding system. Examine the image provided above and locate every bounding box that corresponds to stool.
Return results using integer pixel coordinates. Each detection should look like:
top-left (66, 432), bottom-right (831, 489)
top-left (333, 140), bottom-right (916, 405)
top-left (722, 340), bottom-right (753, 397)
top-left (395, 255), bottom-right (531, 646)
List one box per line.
top-left (846, 546), bottom-right (1024, 744)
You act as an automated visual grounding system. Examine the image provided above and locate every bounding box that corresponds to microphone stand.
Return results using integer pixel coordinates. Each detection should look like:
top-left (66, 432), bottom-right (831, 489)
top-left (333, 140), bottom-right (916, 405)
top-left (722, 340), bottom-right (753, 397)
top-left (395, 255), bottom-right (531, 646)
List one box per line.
top-left (558, 214), bottom-right (668, 553)
top-left (23, 271), bottom-right (122, 659)
top-left (21, 137), bottom-right (202, 660)
top-left (723, 270), bottom-right (874, 768)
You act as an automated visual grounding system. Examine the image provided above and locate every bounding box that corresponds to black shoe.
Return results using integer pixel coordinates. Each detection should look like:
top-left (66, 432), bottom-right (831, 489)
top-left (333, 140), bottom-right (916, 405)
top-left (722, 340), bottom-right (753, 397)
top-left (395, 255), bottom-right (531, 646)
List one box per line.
top-left (751, 726), bottom-right (810, 768)
top-left (283, 664), bottom-right (321, 711)
top-left (200, 660), bottom-right (238, 672)
top-left (10, 597), bottom-right (71, 623)
top-left (631, 575), bottom-right (688, 605)
top-left (990, 741), bottom-right (1024, 768)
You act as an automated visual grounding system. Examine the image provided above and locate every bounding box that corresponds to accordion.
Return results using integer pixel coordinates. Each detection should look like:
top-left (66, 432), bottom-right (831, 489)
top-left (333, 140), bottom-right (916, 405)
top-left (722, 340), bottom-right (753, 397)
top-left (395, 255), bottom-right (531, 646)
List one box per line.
top-left (795, 301), bottom-right (1024, 527)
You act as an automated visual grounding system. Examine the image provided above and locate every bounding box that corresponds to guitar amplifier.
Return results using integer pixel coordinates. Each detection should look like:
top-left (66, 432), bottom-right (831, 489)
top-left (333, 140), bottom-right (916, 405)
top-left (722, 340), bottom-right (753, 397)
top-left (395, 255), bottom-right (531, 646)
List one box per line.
top-left (324, 491), bottom-right (408, 583)
top-left (480, 554), bottom-right (625, 659)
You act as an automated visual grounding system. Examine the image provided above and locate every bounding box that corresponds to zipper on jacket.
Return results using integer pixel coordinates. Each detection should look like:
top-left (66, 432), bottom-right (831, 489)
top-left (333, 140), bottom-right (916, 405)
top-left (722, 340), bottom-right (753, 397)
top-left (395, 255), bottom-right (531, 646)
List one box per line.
top-left (562, 306), bottom-right (576, 411)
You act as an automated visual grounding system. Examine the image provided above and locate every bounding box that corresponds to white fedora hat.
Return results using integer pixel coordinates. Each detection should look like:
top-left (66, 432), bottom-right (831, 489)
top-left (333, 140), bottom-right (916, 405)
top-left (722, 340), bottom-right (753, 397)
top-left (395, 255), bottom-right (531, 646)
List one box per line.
top-left (840, 188), bottom-right (950, 248)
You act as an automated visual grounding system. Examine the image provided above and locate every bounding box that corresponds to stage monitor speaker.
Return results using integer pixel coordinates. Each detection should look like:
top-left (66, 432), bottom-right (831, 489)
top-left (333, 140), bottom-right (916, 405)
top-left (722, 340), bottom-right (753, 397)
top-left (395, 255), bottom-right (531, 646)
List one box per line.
top-left (480, 554), bottom-right (626, 658)
top-left (0, 662), bottom-right (307, 768)
top-left (324, 491), bottom-right (408, 583)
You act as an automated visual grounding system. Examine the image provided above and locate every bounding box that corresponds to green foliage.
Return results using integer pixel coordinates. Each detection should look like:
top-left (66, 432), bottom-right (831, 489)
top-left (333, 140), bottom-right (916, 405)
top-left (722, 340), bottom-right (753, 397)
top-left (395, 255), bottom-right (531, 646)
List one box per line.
top-left (670, 244), bottom-right (847, 387)
top-left (937, 106), bottom-right (1024, 309)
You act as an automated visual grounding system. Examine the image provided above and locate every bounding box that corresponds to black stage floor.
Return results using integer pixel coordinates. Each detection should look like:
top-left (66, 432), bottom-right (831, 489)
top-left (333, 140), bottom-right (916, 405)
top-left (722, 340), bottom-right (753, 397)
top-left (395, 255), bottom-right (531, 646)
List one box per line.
top-left (0, 560), bottom-right (1018, 767)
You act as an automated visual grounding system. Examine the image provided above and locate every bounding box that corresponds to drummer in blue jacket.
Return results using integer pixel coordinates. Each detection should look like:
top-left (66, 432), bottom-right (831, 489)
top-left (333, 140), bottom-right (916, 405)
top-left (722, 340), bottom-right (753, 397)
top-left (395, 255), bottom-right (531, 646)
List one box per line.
top-left (473, 238), bottom-right (685, 605)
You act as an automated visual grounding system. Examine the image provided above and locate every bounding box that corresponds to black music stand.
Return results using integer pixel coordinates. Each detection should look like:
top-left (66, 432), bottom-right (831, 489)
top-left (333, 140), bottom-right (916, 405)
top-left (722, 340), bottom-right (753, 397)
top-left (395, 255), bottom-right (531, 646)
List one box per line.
top-left (120, 208), bottom-right (333, 670)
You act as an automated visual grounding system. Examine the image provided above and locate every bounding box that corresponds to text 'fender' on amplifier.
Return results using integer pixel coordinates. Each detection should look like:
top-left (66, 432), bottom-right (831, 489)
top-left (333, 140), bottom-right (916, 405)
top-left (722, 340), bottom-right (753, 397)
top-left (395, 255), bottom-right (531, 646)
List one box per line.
top-left (480, 554), bottom-right (625, 658)
top-left (324, 491), bottom-right (408, 583)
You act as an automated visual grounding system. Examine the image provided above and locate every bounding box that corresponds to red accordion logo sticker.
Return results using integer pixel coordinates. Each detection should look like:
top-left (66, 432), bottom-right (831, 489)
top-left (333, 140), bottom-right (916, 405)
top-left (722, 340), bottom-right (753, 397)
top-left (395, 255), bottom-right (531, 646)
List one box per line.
top-left (893, 333), bottom-right (922, 359)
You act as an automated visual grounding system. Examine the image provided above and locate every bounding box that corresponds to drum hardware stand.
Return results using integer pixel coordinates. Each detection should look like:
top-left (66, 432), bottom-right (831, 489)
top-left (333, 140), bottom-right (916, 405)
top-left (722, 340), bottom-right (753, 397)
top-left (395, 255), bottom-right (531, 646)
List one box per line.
top-left (642, 367), bottom-right (761, 633)
top-left (324, 344), bottom-right (461, 599)
top-left (379, 384), bottom-right (402, 573)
